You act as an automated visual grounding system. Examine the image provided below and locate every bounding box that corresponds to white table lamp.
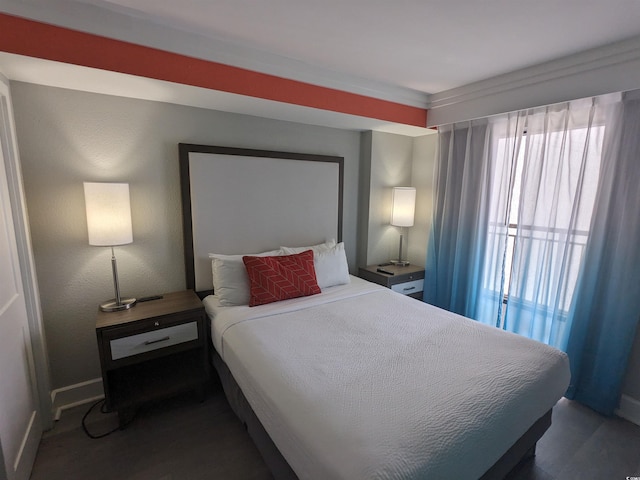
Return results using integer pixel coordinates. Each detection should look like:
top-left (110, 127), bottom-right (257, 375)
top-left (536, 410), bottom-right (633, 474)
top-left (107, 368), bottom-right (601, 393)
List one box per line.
top-left (390, 186), bottom-right (416, 266)
top-left (84, 182), bottom-right (136, 312)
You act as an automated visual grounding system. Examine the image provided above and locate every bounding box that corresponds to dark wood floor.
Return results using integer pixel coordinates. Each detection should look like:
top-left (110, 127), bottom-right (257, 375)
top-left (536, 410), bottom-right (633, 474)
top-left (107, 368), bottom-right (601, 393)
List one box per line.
top-left (30, 386), bottom-right (640, 480)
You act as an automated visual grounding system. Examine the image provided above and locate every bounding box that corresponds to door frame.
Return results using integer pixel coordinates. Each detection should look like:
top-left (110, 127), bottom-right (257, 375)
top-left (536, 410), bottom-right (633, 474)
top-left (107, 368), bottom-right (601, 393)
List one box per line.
top-left (0, 73), bottom-right (52, 429)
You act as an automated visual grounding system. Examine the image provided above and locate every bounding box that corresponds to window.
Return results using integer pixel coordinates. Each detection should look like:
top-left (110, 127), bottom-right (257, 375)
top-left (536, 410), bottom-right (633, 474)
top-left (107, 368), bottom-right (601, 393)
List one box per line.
top-left (489, 123), bottom-right (605, 330)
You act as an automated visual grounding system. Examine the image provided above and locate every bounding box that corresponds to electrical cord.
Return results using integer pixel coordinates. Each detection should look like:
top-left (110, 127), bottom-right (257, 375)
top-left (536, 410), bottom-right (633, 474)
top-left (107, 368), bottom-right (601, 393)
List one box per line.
top-left (81, 398), bottom-right (134, 439)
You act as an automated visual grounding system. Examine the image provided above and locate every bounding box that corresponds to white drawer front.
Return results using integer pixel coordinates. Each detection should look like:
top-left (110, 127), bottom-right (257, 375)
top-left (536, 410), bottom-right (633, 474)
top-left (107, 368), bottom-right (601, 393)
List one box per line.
top-left (110, 322), bottom-right (198, 360)
top-left (391, 279), bottom-right (424, 295)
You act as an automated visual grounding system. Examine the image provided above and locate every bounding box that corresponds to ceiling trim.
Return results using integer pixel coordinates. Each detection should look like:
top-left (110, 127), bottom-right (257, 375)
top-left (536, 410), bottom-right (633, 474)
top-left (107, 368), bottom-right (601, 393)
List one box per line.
top-left (427, 34), bottom-right (640, 127)
top-left (0, 52), bottom-right (435, 137)
top-left (0, 12), bottom-right (427, 128)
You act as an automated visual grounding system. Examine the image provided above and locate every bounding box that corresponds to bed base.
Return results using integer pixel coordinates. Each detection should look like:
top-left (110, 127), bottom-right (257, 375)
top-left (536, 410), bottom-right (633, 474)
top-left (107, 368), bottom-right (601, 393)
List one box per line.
top-left (479, 410), bottom-right (551, 479)
top-left (213, 351), bottom-right (298, 480)
top-left (212, 350), bottom-right (551, 480)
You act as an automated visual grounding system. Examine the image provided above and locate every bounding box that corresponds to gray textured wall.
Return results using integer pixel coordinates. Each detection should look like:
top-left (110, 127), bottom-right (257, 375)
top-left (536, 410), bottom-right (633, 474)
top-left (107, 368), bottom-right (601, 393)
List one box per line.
top-left (361, 132), bottom-right (414, 266)
top-left (623, 329), bottom-right (640, 400)
top-left (357, 131), bottom-right (436, 268)
top-left (11, 82), bottom-right (361, 390)
top-left (408, 134), bottom-right (436, 268)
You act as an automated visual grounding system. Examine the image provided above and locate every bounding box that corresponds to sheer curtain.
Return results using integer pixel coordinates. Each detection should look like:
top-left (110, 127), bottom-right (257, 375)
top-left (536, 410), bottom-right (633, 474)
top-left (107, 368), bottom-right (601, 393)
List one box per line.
top-left (425, 92), bottom-right (640, 415)
top-left (502, 97), bottom-right (615, 348)
top-left (564, 92), bottom-right (640, 414)
top-left (425, 120), bottom-right (502, 322)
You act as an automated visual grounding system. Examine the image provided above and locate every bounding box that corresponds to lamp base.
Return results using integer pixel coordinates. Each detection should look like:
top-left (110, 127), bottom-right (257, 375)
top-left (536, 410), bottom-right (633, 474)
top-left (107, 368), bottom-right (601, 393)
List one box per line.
top-left (390, 260), bottom-right (410, 266)
top-left (99, 297), bottom-right (137, 312)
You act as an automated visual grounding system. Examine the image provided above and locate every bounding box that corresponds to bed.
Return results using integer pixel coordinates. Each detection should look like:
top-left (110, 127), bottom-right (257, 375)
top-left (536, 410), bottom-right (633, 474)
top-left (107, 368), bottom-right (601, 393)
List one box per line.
top-left (179, 144), bottom-right (571, 480)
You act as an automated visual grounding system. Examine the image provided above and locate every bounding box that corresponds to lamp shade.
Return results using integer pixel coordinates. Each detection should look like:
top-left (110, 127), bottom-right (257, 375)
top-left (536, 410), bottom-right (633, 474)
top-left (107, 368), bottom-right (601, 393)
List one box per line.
top-left (84, 182), bottom-right (133, 246)
top-left (390, 187), bottom-right (416, 227)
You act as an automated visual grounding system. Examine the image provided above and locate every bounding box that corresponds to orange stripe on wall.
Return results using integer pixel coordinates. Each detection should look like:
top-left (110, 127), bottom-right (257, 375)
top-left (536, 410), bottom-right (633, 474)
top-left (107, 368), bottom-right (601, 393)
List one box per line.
top-left (0, 13), bottom-right (427, 127)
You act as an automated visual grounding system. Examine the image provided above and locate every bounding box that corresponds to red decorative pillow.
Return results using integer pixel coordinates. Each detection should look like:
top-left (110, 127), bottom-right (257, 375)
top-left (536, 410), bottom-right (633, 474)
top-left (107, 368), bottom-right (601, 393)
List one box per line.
top-left (243, 250), bottom-right (321, 307)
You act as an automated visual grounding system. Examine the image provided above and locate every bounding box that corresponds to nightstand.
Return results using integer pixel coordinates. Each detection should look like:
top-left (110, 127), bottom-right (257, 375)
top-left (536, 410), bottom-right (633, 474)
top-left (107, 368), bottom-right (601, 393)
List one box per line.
top-left (358, 264), bottom-right (425, 299)
top-left (95, 290), bottom-right (208, 428)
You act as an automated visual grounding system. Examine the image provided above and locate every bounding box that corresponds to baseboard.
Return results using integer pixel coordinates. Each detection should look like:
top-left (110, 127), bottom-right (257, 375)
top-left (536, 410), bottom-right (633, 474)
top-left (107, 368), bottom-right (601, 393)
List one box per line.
top-left (616, 394), bottom-right (640, 426)
top-left (50, 378), bottom-right (104, 421)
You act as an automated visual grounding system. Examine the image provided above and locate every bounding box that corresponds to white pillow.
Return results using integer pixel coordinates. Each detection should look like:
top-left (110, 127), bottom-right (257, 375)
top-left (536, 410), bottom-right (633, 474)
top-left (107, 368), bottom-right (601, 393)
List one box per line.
top-left (209, 249), bottom-right (282, 306)
top-left (282, 242), bottom-right (350, 289)
top-left (280, 239), bottom-right (336, 255)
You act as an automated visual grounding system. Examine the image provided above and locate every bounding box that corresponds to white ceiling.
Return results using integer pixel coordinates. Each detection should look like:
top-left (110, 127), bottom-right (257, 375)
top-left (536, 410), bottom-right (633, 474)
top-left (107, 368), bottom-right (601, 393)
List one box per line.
top-left (3, 0), bottom-right (640, 134)
top-left (72, 0), bottom-right (640, 94)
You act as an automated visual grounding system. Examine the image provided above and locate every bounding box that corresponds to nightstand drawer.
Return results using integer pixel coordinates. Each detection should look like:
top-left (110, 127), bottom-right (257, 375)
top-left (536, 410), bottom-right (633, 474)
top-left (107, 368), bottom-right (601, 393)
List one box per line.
top-left (110, 321), bottom-right (198, 360)
top-left (391, 279), bottom-right (424, 296)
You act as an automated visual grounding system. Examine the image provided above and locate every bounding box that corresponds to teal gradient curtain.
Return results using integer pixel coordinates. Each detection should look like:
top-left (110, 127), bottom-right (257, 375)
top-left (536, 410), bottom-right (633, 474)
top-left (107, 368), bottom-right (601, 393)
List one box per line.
top-left (424, 121), bottom-right (497, 320)
top-left (424, 92), bottom-right (640, 415)
top-left (563, 92), bottom-right (640, 413)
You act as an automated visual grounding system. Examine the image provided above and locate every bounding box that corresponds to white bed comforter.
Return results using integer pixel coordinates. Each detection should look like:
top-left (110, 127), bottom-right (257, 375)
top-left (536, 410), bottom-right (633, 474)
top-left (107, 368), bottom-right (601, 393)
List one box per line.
top-left (204, 277), bottom-right (570, 480)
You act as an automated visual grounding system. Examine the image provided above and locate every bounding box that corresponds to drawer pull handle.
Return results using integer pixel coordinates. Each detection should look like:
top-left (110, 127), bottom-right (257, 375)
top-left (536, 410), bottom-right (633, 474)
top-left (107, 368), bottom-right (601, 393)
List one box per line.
top-left (144, 336), bottom-right (170, 346)
top-left (403, 286), bottom-right (416, 291)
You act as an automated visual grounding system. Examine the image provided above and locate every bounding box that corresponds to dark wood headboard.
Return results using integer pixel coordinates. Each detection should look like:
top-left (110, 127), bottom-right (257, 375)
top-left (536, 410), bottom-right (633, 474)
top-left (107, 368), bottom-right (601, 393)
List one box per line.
top-left (179, 144), bottom-right (344, 296)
